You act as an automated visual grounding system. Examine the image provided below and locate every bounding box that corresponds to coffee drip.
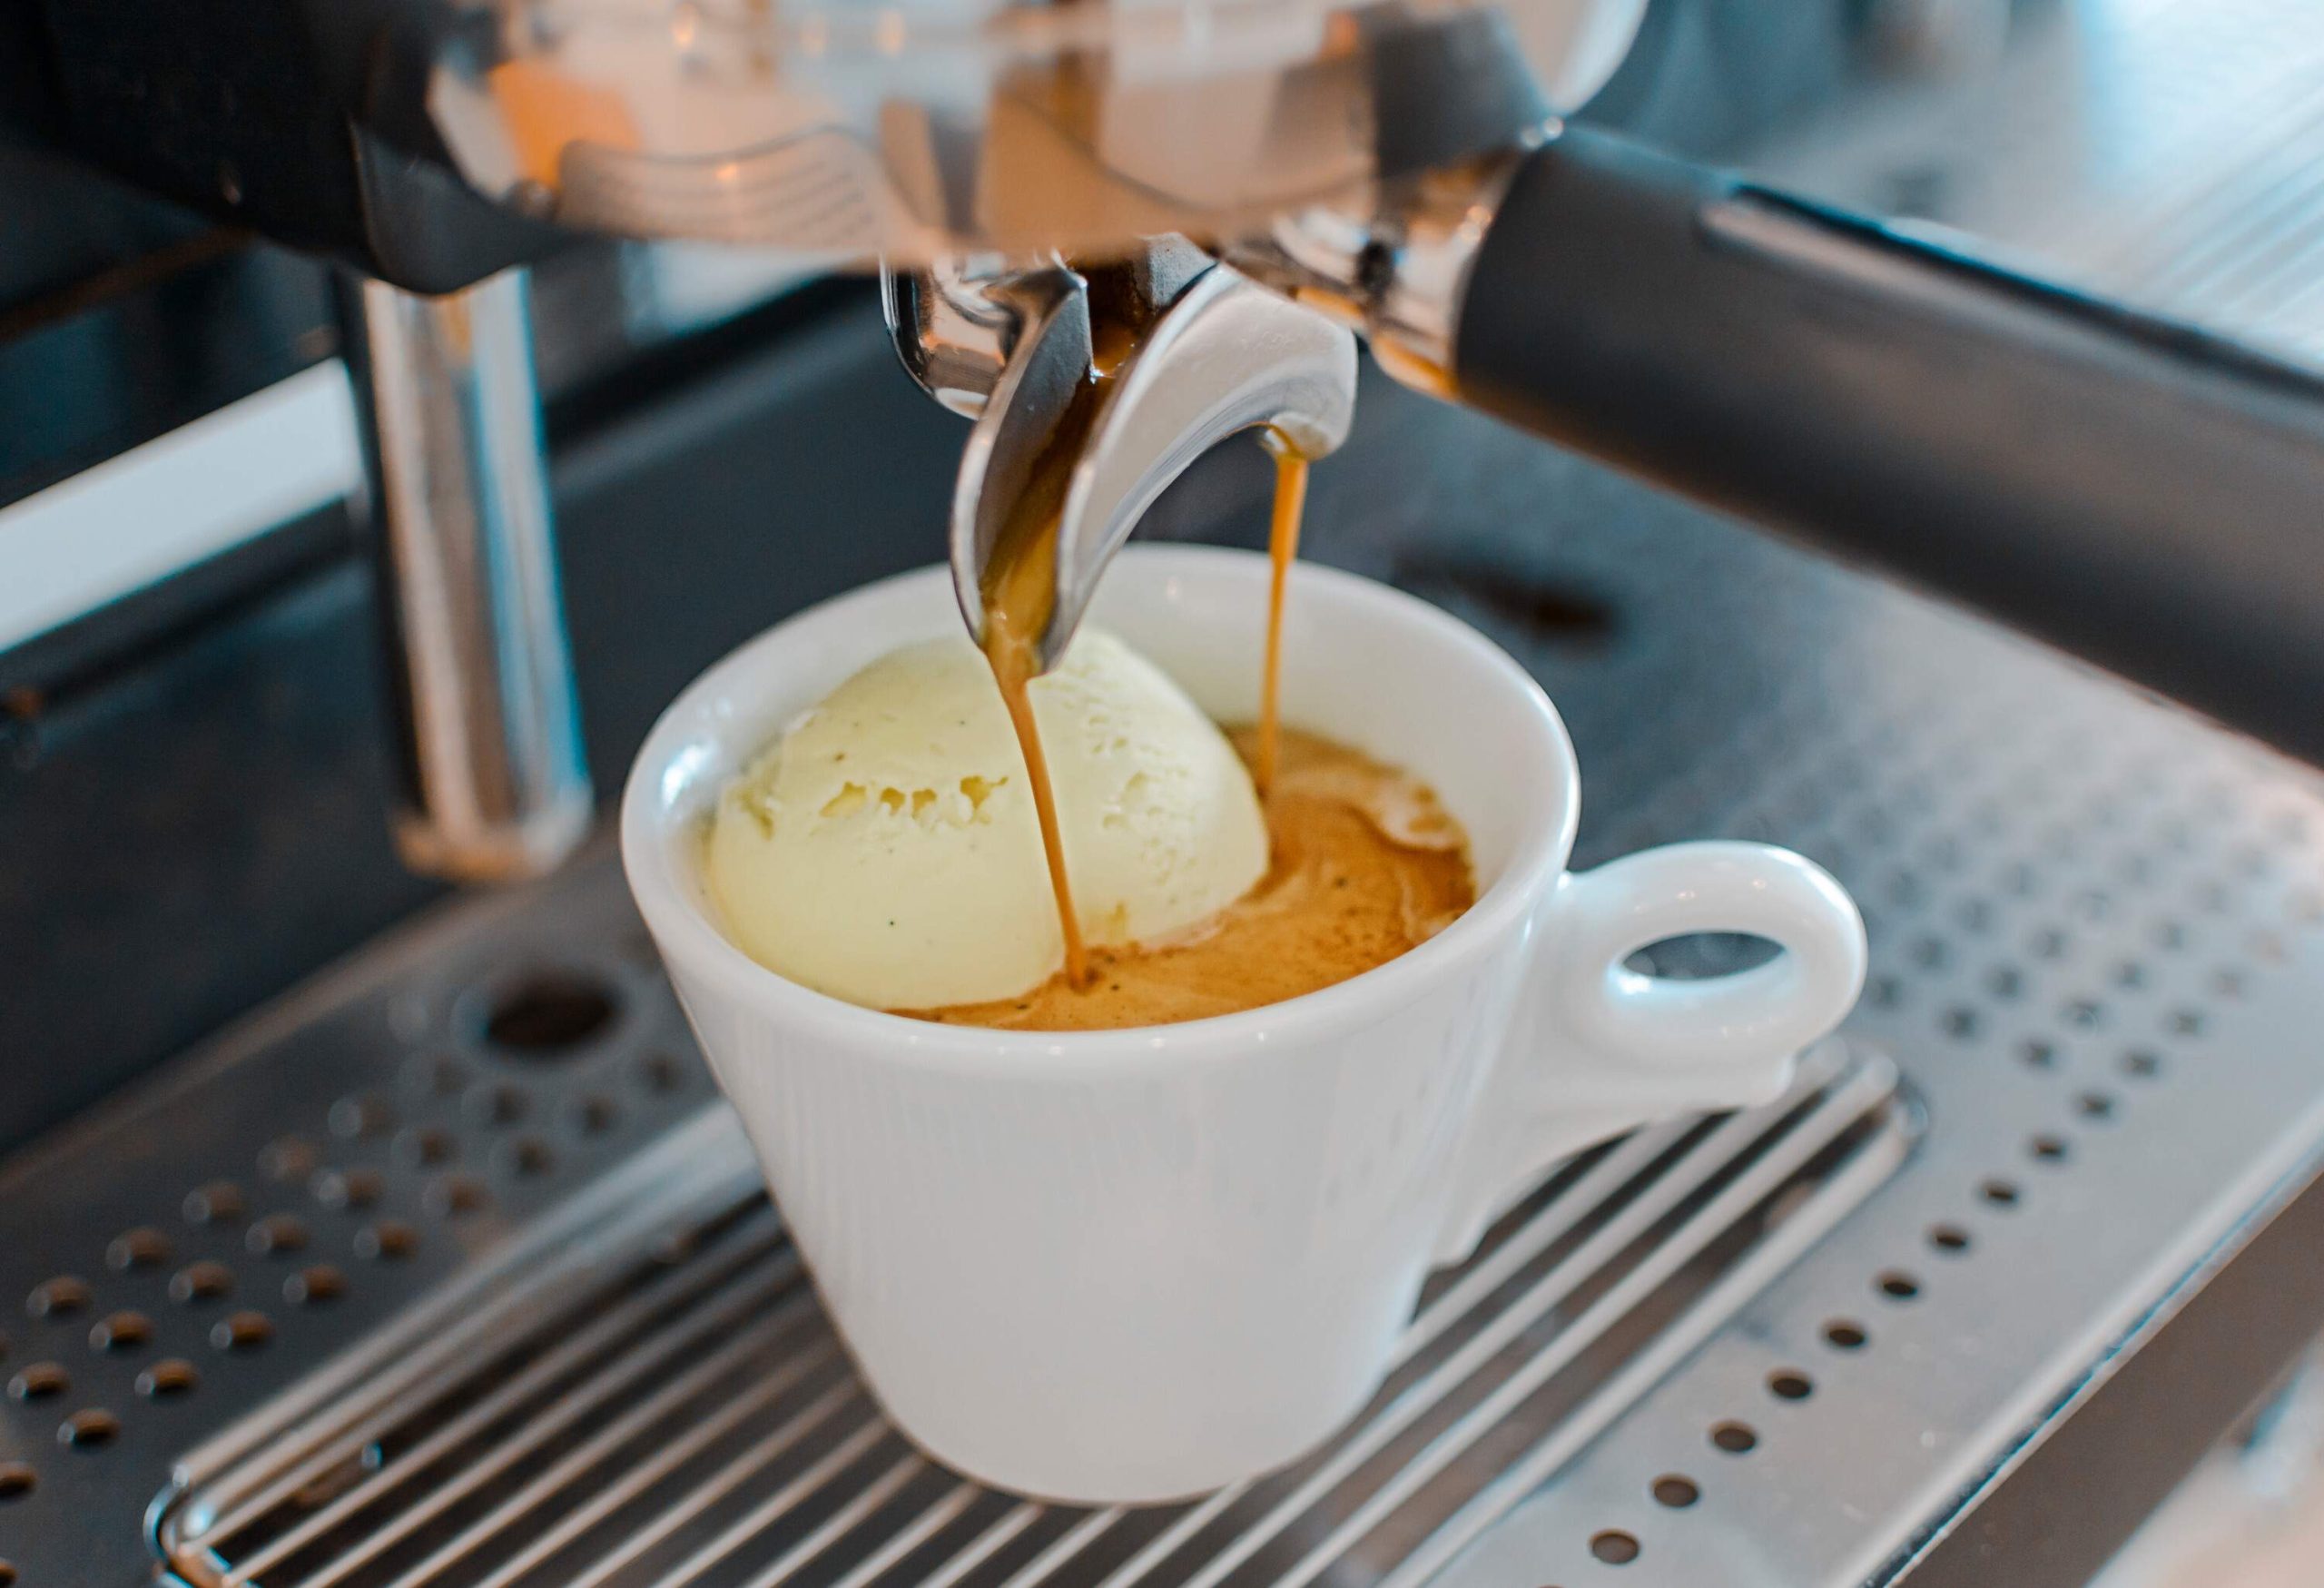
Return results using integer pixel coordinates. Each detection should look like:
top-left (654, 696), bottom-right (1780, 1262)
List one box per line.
top-left (1256, 442), bottom-right (1310, 798)
top-left (975, 294), bottom-right (1323, 995)
top-left (977, 380), bottom-right (1107, 991)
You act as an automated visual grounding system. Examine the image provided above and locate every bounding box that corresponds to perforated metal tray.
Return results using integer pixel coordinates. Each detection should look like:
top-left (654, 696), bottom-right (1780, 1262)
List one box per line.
top-left (148, 1042), bottom-right (1907, 1588)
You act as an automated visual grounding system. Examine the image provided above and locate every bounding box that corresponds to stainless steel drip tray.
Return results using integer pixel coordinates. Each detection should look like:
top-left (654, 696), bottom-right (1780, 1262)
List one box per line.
top-left (155, 1045), bottom-right (1905, 1588)
top-left (0, 857), bottom-right (717, 1588)
top-left (0, 843), bottom-right (1908, 1588)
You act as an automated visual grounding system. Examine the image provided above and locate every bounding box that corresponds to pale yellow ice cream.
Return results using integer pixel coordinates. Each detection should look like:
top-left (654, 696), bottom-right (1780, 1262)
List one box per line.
top-left (704, 629), bottom-right (1268, 1010)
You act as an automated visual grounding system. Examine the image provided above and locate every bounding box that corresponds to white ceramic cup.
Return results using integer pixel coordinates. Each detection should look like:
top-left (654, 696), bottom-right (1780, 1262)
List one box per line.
top-left (622, 547), bottom-right (1866, 1504)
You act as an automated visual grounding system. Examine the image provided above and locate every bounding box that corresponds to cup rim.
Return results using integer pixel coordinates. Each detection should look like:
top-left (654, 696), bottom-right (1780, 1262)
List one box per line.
top-left (620, 546), bottom-right (1581, 1075)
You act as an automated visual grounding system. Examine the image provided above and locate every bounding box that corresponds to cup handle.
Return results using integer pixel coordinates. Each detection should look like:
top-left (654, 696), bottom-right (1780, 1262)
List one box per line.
top-left (1433, 841), bottom-right (1867, 1263)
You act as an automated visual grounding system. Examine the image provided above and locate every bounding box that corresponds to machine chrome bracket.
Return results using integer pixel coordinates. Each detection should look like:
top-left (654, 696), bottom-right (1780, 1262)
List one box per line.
top-left (341, 269), bottom-right (593, 883)
top-left (1226, 134), bottom-right (1546, 399)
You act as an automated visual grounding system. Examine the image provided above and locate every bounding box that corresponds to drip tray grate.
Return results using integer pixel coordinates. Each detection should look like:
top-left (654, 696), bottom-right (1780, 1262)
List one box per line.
top-left (160, 1041), bottom-right (1908, 1588)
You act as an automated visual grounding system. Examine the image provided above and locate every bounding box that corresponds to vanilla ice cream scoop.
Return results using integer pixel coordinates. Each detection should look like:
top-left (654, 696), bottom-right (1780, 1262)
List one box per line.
top-left (704, 629), bottom-right (1268, 1010)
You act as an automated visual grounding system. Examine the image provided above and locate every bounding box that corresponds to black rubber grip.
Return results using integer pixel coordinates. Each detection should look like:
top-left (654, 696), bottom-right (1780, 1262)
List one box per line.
top-left (1453, 125), bottom-right (2324, 766)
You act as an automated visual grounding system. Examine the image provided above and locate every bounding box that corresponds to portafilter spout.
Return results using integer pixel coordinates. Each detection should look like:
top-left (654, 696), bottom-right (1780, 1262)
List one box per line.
top-left (893, 256), bottom-right (1359, 673)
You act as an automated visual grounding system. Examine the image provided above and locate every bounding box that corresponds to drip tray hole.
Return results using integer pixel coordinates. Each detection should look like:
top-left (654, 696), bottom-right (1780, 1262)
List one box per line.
top-left (1393, 551), bottom-right (1620, 649)
top-left (476, 971), bottom-right (620, 1059)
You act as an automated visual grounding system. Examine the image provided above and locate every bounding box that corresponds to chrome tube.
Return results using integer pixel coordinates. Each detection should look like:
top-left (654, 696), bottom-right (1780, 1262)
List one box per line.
top-left (343, 269), bottom-right (591, 882)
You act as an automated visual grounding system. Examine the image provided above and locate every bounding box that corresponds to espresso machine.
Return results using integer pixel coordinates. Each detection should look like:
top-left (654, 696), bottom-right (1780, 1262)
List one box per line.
top-left (7, 1), bottom-right (2324, 1584)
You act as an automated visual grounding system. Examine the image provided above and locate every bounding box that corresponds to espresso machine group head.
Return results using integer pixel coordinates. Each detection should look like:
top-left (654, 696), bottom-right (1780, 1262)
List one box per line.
top-left (25, 0), bottom-right (2324, 877)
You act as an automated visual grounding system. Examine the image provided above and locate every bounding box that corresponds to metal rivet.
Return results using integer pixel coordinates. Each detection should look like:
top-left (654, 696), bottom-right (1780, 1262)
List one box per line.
top-left (210, 1312), bottom-right (272, 1352)
top-left (0, 1464), bottom-right (30, 1500)
top-left (88, 1310), bottom-right (153, 1352)
top-left (26, 1277), bottom-right (92, 1318)
top-left (106, 1228), bottom-right (172, 1271)
top-left (169, 1261), bottom-right (235, 1304)
top-left (1768, 1369), bottom-right (1814, 1400)
top-left (58, 1407), bottom-right (120, 1447)
top-left (2029, 1134), bottom-right (2070, 1164)
top-left (1710, 1421), bottom-right (1757, 1454)
top-left (1982, 1179), bottom-right (2022, 1208)
top-left (1929, 1224), bottom-right (1972, 1254)
top-left (1824, 1319), bottom-right (1869, 1350)
top-left (1878, 1271), bottom-right (1922, 1300)
top-left (137, 1358), bottom-right (199, 1398)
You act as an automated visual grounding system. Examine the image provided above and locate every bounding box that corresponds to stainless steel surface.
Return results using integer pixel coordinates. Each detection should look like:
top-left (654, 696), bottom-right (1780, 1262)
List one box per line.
top-left (885, 242), bottom-right (1217, 422)
top-left (944, 262), bottom-right (1092, 647)
top-left (0, 854), bottom-right (715, 1587)
top-left (950, 262), bottom-right (1356, 668)
top-left (883, 261), bottom-right (1019, 422)
top-left (1750, 0), bottom-right (2324, 369)
top-left (1038, 267), bottom-right (1355, 666)
top-left (350, 271), bottom-right (593, 883)
top-left (1226, 150), bottom-right (1530, 399)
top-left (148, 1034), bottom-right (1904, 1587)
top-left (419, 0), bottom-right (1630, 259)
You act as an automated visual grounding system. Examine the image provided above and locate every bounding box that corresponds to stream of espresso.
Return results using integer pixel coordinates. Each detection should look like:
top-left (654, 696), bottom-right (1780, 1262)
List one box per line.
top-left (978, 303), bottom-right (1317, 996)
top-left (978, 384), bottom-right (1105, 991)
top-left (1256, 437), bottom-right (1310, 798)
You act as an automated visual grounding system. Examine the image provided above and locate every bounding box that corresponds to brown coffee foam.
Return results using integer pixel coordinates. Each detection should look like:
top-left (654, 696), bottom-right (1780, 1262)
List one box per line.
top-left (898, 726), bottom-right (1474, 1031)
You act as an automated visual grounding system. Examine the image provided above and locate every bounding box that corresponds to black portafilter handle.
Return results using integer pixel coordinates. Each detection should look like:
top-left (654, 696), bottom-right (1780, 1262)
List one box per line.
top-left (1452, 125), bottom-right (2324, 766)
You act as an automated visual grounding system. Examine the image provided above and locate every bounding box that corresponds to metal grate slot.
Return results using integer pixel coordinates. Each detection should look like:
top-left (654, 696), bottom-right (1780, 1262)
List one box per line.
top-left (160, 1041), bottom-right (1907, 1588)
